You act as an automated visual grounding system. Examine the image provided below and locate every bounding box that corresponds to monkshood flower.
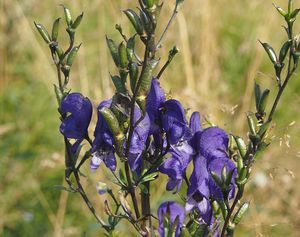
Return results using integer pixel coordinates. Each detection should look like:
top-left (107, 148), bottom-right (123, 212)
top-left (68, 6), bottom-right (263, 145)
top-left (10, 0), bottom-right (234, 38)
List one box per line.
top-left (161, 99), bottom-right (192, 145)
top-left (157, 201), bottom-right (185, 237)
top-left (90, 99), bottom-right (116, 171)
top-left (186, 155), bottom-right (212, 224)
top-left (146, 79), bottom-right (192, 146)
top-left (159, 142), bottom-right (194, 192)
top-left (195, 127), bottom-right (237, 200)
top-left (60, 92), bottom-right (92, 154)
top-left (159, 112), bottom-right (199, 192)
top-left (128, 106), bottom-right (150, 172)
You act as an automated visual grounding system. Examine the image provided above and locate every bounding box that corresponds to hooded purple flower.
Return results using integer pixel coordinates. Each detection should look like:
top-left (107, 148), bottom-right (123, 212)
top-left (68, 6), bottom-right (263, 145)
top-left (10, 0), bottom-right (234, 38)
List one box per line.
top-left (186, 155), bottom-right (212, 224)
top-left (157, 201), bottom-right (185, 237)
top-left (60, 92), bottom-right (92, 153)
top-left (91, 99), bottom-right (116, 171)
top-left (161, 99), bottom-right (192, 145)
top-left (146, 78), bottom-right (166, 134)
top-left (159, 142), bottom-right (194, 192)
top-left (128, 106), bottom-right (150, 172)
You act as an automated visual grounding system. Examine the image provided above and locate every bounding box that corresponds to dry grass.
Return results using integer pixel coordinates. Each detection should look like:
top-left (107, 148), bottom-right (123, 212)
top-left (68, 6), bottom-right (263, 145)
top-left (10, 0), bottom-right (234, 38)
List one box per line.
top-left (1, 0), bottom-right (300, 236)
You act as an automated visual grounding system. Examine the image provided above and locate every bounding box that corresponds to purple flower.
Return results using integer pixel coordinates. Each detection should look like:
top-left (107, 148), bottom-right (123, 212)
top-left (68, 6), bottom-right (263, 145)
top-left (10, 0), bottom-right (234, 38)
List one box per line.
top-left (186, 155), bottom-right (212, 224)
top-left (146, 78), bottom-right (166, 134)
top-left (157, 201), bottom-right (185, 237)
top-left (91, 99), bottom-right (116, 171)
top-left (196, 127), bottom-right (229, 161)
top-left (60, 92), bottom-right (92, 153)
top-left (128, 106), bottom-right (150, 171)
top-left (161, 99), bottom-right (192, 145)
top-left (159, 142), bottom-right (194, 192)
top-left (208, 157), bottom-right (237, 200)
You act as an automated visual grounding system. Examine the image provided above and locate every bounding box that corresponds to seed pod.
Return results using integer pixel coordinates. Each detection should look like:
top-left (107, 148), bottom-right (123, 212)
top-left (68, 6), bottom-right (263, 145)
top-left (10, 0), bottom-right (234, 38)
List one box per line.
top-left (118, 42), bottom-right (128, 68)
top-left (123, 9), bottom-right (144, 35)
top-left (139, 8), bottom-right (152, 33)
top-left (106, 36), bottom-right (120, 67)
top-left (259, 41), bottom-right (277, 64)
top-left (129, 62), bottom-right (139, 93)
top-left (289, 9), bottom-right (300, 22)
top-left (126, 36), bottom-right (135, 61)
top-left (288, 0), bottom-right (293, 14)
top-left (237, 156), bottom-right (243, 173)
top-left (233, 202), bottom-right (249, 224)
top-left (143, 0), bottom-right (154, 8)
top-left (53, 84), bottom-right (62, 105)
top-left (246, 114), bottom-right (256, 135)
top-left (67, 44), bottom-right (81, 66)
top-left (258, 121), bottom-right (271, 138)
top-left (254, 82), bottom-right (261, 112)
top-left (258, 89), bottom-right (270, 115)
top-left (225, 168), bottom-right (235, 186)
top-left (239, 167), bottom-right (248, 181)
top-left (34, 22), bottom-right (51, 44)
top-left (273, 3), bottom-right (287, 17)
top-left (136, 59), bottom-right (159, 110)
top-left (234, 136), bottom-right (247, 158)
top-left (111, 75), bottom-right (126, 93)
top-left (55, 46), bottom-right (64, 61)
top-left (99, 107), bottom-right (124, 157)
top-left (62, 5), bottom-right (72, 27)
top-left (72, 12), bottom-right (84, 29)
top-left (51, 18), bottom-right (60, 42)
top-left (279, 40), bottom-right (291, 63)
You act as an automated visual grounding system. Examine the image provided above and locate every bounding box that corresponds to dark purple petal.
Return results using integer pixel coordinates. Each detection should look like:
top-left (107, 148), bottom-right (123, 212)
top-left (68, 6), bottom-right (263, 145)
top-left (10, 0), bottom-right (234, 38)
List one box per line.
top-left (197, 127), bottom-right (229, 160)
top-left (146, 78), bottom-right (166, 134)
top-left (189, 112), bottom-right (202, 134)
top-left (60, 92), bottom-right (92, 139)
top-left (208, 157), bottom-right (237, 200)
top-left (187, 155), bottom-right (210, 198)
top-left (161, 99), bottom-right (192, 144)
top-left (159, 142), bottom-right (194, 191)
top-left (130, 106), bottom-right (150, 154)
top-left (158, 201), bottom-right (185, 237)
top-left (92, 99), bottom-right (116, 171)
top-left (90, 151), bottom-right (116, 171)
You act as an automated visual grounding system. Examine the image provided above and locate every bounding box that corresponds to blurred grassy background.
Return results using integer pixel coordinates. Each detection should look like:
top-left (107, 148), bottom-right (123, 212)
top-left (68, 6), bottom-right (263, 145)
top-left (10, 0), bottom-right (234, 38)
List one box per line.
top-left (1, 0), bottom-right (300, 236)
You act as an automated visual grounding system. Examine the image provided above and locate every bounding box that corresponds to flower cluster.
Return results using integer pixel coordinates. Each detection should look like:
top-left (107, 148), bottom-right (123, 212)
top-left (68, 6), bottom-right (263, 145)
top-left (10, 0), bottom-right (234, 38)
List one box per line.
top-left (60, 78), bottom-right (237, 236)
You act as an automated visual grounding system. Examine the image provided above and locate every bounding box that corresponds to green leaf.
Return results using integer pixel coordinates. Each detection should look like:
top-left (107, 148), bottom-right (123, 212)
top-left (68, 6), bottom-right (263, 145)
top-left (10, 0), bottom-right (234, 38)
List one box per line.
top-left (140, 172), bottom-right (158, 184)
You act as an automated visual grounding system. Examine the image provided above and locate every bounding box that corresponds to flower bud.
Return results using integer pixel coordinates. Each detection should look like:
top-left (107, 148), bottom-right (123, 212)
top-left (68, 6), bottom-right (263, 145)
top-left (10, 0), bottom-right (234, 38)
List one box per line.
top-left (254, 82), bottom-right (261, 112)
top-left (258, 89), bottom-right (270, 115)
top-left (279, 40), bottom-right (291, 63)
top-left (273, 3), bottom-right (287, 17)
top-left (99, 107), bottom-right (124, 157)
top-left (259, 41), bottom-right (278, 64)
top-left (72, 12), bottom-right (84, 29)
top-left (106, 36), bottom-right (120, 67)
top-left (129, 62), bottom-right (139, 93)
top-left (67, 44), bottom-right (81, 67)
top-left (126, 36), bottom-right (135, 61)
top-left (247, 113), bottom-right (256, 135)
top-left (61, 5), bottom-right (72, 27)
top-left (233, 202), bottom-right (249, 225)
top-left (123, 9), bottom-right (144, 36)
top-left (234, 136), bottom-right (247, 158)
top-left (118, 42), bottom-right (128, 68)
top-left (111, 75), bottom-right (126, 93)
top-left (51, 18), bottom-right (60, 42)
top-left (34, 22), bottom-right (51, 44)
